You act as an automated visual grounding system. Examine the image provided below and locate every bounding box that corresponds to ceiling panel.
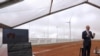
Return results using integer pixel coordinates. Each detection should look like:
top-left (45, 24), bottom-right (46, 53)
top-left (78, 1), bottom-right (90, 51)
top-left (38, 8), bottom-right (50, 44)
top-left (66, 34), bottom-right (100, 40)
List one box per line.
top-left (0, 0), bottom-right (6, 3)
top-left (51, 0), bottom-right (87, 12)
top-left (89, 0), bottom-right (100, 6)
top-left (0, 0), bottom-right (51, 27)
top-left (0, 23), bottom-right (10, 28)
top-left (0, 0), bottom-right (23, 8)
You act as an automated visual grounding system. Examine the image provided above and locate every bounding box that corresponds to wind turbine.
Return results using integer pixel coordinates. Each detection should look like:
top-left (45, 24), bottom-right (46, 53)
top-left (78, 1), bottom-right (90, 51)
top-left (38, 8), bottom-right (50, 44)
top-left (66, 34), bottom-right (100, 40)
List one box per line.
top-left (66, 16), bottom-right (72, 41)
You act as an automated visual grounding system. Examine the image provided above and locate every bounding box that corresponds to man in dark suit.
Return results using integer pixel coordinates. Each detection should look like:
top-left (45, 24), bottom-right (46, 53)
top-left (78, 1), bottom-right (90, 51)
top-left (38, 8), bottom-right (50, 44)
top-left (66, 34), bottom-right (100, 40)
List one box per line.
top-left (82, 25), bottom-right (95, 56)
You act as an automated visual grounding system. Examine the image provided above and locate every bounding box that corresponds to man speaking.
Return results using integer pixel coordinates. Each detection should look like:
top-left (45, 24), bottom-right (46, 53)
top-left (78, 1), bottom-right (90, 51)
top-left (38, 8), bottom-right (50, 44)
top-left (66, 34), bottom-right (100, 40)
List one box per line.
top-left (82, 25), bottom-right (95, 56)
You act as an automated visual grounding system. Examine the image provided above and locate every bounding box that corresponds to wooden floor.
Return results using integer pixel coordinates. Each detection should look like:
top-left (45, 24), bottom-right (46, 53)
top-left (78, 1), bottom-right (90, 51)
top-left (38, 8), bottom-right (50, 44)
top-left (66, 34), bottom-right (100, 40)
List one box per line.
top-left (32, 40), bottom-right (100, 56)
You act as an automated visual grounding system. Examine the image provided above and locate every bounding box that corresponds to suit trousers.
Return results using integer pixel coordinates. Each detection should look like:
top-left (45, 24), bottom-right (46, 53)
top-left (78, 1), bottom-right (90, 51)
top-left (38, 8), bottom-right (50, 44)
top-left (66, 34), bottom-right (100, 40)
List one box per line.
top-left (83, 40), bottom-right (91, 56)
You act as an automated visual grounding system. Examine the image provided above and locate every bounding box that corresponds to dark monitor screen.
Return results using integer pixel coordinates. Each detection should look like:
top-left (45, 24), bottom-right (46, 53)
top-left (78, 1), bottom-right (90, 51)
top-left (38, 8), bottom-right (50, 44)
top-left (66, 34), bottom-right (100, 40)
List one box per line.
top-left (3, 28), bottom-right (29, 44)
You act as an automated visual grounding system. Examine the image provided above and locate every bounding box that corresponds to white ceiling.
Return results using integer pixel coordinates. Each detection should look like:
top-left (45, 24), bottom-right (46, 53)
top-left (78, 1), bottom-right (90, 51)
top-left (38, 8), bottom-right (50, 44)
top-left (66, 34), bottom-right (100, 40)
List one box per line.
top-left (0, 0), bottom-right (88, 27)
top-left (0, 0), bottom-right (51, 27)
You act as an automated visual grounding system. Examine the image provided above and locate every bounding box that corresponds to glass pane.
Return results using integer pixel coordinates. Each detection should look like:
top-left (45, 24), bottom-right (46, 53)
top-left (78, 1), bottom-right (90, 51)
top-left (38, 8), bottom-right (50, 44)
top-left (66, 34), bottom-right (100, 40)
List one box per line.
top-left (15, 10), bottom-right (71, 44)
top-left (0, 0), bottom-right (51, 27)
top-left (89, 0), bottom-right (100, 6)
top-left (15, 13), bottom-right (70, 38)
top-left (15, 4), bottom-right (100, 44)
top-left (51, 0), bottom-right (87, 12)
top-left (67, 4), bottom-right (100, 41)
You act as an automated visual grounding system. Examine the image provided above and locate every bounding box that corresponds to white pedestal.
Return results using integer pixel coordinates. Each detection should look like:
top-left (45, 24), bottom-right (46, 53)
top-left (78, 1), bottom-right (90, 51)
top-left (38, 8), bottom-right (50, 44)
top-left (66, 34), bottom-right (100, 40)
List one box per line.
top-left (0, 44), bottom-right (8, 56)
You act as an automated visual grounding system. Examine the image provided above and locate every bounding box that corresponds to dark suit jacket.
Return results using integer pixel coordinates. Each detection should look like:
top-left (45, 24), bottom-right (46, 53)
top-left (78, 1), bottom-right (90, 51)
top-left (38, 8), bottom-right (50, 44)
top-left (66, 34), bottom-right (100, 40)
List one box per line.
top-left (82, 31), bottom-right (94, 46)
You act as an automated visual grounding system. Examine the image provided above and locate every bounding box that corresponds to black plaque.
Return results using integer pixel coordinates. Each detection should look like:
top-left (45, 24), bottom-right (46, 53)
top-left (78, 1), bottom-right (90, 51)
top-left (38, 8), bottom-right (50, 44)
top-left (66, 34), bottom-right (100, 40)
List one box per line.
top-left (8, 43), bottom-right (32, 56)
top-left (3, 28), bottom-right (29, 44)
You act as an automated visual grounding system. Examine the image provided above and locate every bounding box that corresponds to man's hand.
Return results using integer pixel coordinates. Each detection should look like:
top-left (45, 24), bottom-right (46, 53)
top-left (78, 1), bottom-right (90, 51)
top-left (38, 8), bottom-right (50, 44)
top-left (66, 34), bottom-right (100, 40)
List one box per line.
top-left (93, 33), bottom-right (95, 37)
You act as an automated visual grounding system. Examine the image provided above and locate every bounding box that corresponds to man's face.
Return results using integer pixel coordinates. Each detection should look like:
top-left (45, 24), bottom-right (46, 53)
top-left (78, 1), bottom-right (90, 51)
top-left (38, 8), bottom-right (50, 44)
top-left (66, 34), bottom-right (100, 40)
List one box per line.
top-left (86, 26), bottom-right (90, 31)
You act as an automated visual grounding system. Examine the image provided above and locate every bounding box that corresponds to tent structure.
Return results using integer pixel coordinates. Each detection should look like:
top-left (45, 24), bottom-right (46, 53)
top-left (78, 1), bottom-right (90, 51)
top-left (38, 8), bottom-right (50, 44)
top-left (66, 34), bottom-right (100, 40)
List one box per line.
top-left (0, 0), bottom-right (100, 44)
